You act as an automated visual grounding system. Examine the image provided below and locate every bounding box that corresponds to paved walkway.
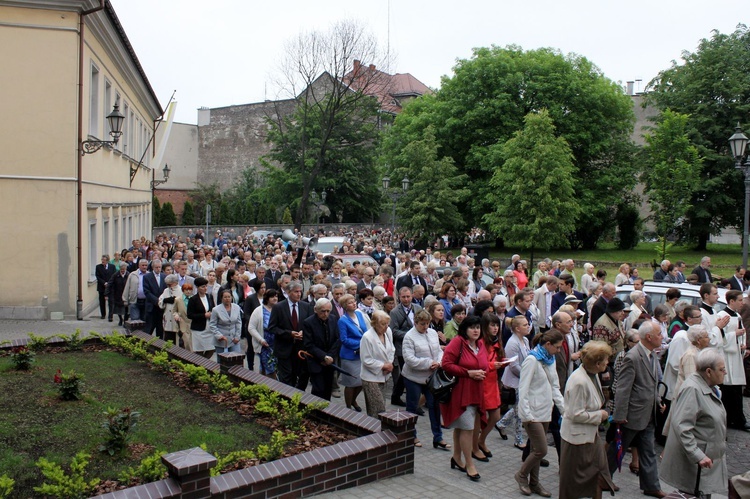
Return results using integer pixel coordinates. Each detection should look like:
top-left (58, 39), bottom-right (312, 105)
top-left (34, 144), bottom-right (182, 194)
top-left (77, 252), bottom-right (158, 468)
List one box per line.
top-left (1, 316), bottom-right (745, 498)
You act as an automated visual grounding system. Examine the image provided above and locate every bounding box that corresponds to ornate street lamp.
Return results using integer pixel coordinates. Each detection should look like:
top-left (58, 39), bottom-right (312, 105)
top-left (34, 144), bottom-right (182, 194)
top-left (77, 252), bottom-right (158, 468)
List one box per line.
top-left (729, 123), bottom-right (750, 269)
top-left (382, 175), bottom-right (409, 233)
top-left (150, 164), bottom-right (171, 190)
top-left (81, 103), bottom-right (125, 155)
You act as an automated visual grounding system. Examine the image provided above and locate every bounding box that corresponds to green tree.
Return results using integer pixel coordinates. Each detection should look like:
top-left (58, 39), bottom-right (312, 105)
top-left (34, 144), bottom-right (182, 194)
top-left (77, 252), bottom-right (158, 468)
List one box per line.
top-left (181, 200), bottom-right (196, 226)
top-left (188, 183), bottom-right (222, 227)
top-left (282, 207), bottom-right (293, 225)
top-left (383, 45), bottom-right (636, 248)
top-left (646, 25), bottom-right (750, 249)
top-left (483, 110), bottom-right (580, 256)
top-left (160, 202), bottom-right (177, 226)
top-left (264, 21), bottom-right (386, 229)
top-left (152, 196), bottom-right (162, 227)
top-left (386, 126), bottom-right (469, 240)
top-left (642, 109), bottom-right (702, 253)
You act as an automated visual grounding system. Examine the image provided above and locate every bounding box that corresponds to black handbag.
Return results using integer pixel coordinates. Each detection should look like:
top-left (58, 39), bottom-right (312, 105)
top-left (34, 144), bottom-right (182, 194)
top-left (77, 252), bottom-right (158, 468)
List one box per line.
top-left (427, 342), bottom-right (463, 404)
top-left (501, 386), bottom-right (517, 405)
top-left (427, 368), bottom-right (458, 404)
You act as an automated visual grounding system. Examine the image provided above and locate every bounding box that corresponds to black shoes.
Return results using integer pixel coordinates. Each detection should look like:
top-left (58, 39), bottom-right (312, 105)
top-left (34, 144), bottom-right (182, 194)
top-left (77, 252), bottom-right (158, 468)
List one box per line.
top-left (450, 457), bottom-right (466, 472)
top-left (391, 398), bottom-right (406, 407)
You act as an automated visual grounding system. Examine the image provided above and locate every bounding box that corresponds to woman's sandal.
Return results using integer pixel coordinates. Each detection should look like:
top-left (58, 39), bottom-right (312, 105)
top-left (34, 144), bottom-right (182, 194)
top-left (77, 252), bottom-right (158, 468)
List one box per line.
top-left (629, 463), bottom-right (639, 475)
top-left (414, 439), bottom-right (422, 447)
top-left (433, 441), bottom-right (451, 450)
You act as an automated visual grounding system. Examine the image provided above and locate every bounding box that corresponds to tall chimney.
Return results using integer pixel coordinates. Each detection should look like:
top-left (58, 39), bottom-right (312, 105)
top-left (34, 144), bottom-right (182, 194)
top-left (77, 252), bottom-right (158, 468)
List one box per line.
top-left (369, 64), bottom-right (376, 72)
top-left (353, 60), bottom-right (361, 74)
top-left (626, 81), bottom-right (634, 95)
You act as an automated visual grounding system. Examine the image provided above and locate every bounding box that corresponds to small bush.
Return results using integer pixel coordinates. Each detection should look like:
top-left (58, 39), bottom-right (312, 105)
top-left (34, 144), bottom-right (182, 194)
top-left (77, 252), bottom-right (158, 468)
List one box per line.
top-left (278, 393), bottom-right (328, 432)
top-left (211, 449), bottom-right (256, 476)
top-left (56, 330), bottom-right (85, 351)
top-left (100, 407), bottom-right (140, 456)
top-left (256, 431), bottom-right (296, 461)
top-left (26, 333), bottom-right (50, 352)
top-left (149, 350), bottom-right (171, 372)
top-left (54, 369), bottom-right (84, 401)
top-left (34, 452), bottom-right (99, 499)
top-left (118, 449), bottom-right (166, 485)
top-left (177, 362), bottom-right (212, 386)
top-left (208, 372), bottom-right (234, 393)
top-left (10, 346), bottom-right (35, 370)
top-left (0, 474), bottom-right (15, 498)
top-left (232, 382), bottom-right (272, 401)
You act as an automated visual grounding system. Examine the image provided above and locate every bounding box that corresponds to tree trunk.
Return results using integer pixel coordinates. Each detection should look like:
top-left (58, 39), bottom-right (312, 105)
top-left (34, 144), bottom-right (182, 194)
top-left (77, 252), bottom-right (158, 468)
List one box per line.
top-left (696, 233), bottom-right (708, 251)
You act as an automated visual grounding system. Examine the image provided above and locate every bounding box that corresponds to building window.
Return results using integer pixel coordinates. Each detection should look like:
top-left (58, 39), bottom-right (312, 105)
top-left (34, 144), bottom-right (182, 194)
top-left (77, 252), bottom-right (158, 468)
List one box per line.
top-left (89, 64), bottom-right (100, 137)
top-left (113, 217), bottom-right (119, 255)
top-left (103, 218), bottom-right (109, 258)
top-left (89, 220), bottom-right (97, 282)
top-left (122, 102), bottom-right (129, 155)
top-left (129, 110), bottom-right (135, 158)
top-left (104, 79), bottom-right (112, 135)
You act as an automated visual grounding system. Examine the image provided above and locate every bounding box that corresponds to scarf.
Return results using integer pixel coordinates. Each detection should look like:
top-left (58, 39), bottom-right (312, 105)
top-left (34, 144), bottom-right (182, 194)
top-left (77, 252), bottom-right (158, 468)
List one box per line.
top-left (529, 344), bottom-right (555, 366)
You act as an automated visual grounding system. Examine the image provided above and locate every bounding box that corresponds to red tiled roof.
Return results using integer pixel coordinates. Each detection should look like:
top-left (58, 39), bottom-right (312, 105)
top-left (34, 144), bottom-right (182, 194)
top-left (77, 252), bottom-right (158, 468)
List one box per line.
top-left (344, 61), bottom-right (431, 115)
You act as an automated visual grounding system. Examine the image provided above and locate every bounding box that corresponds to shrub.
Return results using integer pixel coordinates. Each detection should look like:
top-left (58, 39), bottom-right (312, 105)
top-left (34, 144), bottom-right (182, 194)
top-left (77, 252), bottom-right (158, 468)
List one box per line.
top-left (100, 407), bottom-right (140, 456)
top-left (56, 330), bottom-right (84, 351)
top-left (232, 382), bottom-right (272, 401)
top-left (176, 362), bottom-right (212, 386)
top-left (211, 449), bottom-right (256, 476)
top-left (10, 346), bottom-right (35, 370)
top-left (208, 372), bottom-right (234, 393)
top-left (34, 452), bottom-right (100, 499)
top-left (54, 369), bottom-right (84, 401)
top-left (278, 393), bottom-right (328, 432)
top-left (256, 431), bottom-right (296, 461)
top-left (118, 449), bottom-right (167, 485)
top-left (26, 333), bottom-right (50, 352)
top-left (0, 474), bottom-right (14, 498)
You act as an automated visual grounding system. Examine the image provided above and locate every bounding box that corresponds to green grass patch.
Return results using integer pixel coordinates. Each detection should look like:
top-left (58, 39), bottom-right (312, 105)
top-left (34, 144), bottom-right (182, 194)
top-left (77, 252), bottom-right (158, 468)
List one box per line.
top-left (0, 350), bottom-right (270, 497)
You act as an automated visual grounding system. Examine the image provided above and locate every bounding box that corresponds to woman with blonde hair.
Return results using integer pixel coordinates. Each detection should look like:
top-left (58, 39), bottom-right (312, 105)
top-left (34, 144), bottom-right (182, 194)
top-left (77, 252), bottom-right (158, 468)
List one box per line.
top-left (360, 311), bottom-right (395, 417)
top-left (559, 341), bottom-right (616, 499)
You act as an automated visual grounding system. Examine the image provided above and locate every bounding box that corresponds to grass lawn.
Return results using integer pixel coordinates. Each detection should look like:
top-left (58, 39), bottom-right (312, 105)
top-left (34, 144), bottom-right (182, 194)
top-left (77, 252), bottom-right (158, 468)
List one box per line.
top-left (0, 350), bottom-right (271, 497)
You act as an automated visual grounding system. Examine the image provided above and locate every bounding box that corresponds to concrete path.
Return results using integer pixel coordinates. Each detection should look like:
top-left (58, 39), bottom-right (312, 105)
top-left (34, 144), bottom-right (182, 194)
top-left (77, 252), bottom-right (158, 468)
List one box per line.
top-left (1, 315), bottom-right (744, 498)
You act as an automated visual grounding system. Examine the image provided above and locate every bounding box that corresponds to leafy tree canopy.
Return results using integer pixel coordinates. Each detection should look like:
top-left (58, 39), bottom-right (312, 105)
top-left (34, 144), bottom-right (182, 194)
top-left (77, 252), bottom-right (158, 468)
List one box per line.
top-left (383, 45), bottom-right (636, 248)
top-left (646, 24), bottom-right (750, 249)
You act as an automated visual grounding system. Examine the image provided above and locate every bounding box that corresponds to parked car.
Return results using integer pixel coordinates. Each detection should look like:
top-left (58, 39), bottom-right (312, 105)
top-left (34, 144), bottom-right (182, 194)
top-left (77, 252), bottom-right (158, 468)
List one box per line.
top-left (615, 281), bottom-right (728, 314)
top-left (314, 237), bottom-right (346, 256)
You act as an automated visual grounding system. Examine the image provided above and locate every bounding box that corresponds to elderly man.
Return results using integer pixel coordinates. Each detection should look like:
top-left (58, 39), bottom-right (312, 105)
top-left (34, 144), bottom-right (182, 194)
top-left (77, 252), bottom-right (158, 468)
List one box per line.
top-left (590, 283), bottom-right (617, 330)
top-left (533, 275), bottom-right (558, 332)
top-left (302, 298), bottom-right (341, 400)
top-left (143, 260), bottom-right (167, 338)
top-left (123, 258), bottom-right (149, 322)
top-left (389, 286), bottom-right (422, 407)
top-left (269, 282), bottom-right (313, 389)
top-left (608, 321), bottom-right (667, 498)
top-left (652, 260), bottom-right (671, 282)
top-left (559, 259), bottom-right (578, 291)
top-left (693, 256), bottom-right (713, 284)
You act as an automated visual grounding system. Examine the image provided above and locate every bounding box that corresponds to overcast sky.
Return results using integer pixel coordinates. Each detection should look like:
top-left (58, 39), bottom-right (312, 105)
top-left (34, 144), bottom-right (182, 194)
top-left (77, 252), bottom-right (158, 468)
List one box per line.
top-left (110, 0), bottom-right (746, 125)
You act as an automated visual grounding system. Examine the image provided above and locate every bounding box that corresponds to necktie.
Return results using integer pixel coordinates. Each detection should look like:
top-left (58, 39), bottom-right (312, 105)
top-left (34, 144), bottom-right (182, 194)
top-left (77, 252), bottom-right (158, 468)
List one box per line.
top-left (291, 302), bottom-right (298, 330)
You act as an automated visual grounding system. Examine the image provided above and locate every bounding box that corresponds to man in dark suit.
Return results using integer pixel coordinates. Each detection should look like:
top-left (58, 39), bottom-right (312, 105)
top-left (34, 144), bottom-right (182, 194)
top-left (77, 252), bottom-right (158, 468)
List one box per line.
top-left (730, 266), bottom-right (746, 292)
top-left (388, 286), bottom-right (422, 406)
top-left (95, 255), bottom-right (116, 320)
top-left (302, 298), bottom-right (341, 400)
top-left (248, 266), bottom-right (266, 292)
top-left (269, 282), bottom-right (313, 389)
top-left (608, 321), bottom-right (667, 497)
top-left (551, 275), bottom-right (585, 316)
top-left (264, 260), bottom-right (281, 290)
top-left (395, 261), bottom-right (427, 293)
top-left (692, 256), bottom-right (713, 284)
top-left (590, 283), bottom-right (616, 330)
top-left (356, 267), bottom-right (376, 294)
top-left (143, 260), bottom-right (167, 338)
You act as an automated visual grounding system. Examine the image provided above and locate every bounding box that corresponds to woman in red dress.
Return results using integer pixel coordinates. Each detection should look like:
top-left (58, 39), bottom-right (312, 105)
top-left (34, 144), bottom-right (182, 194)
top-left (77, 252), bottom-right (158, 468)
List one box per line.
top-left (472, 313), bottom-right (504, 461)
top-left (441, 315), bottom-right (489, 482)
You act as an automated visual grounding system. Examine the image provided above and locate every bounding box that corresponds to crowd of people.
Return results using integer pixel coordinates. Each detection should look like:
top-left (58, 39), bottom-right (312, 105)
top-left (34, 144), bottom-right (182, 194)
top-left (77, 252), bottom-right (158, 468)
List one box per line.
top-left (92, 228), bottom-right (750, 498)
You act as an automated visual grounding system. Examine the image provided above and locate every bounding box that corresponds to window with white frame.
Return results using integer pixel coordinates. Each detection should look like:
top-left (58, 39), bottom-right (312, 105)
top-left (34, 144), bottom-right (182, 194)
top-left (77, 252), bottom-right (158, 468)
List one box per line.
top-left (122, 102), bottom-right (129, 155)
top-left (104, 79), bottom-right (112, 135)
top-left (103, 218), bottom-right (109, 258)
top-left (129, 109), bottom-right (135, 158)
top-left (89, 220), bottom-right (97, 282)
top-left (89, 64), bottom-right (100, 137)
top-left (113, 217), bottom-right (119, 255)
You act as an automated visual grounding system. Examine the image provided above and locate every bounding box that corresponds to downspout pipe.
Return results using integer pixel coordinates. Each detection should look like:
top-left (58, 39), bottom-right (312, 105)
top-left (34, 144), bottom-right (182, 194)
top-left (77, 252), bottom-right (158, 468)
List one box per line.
top-left (76, 0), bottom-right (104, 320)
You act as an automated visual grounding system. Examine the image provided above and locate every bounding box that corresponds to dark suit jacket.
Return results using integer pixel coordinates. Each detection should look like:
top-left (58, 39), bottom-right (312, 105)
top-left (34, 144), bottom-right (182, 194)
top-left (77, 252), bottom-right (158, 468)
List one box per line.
top-left (264, 270), bottom-right (281, 290)
top-left (730, 276), bottom-right (746, 292)
top-left (551, 290), bottom-right (585, 316)
top-left (243, 293), bottom-right (262, 320)
top-left (396, 274), bottom-right (427, 292)
top-left (143, 272), bottom-right (167, 312)
top-left (108, 271), bottom-right (129, 307)
top-left (613, 342), bottom-right (661, 431)
top-left (187, 293), bottom-right (215, 331)
top-left (692, 266), bottom-right (713, 284)
top-left (302, 314), bottom-right (341, 374)
top-left (269, 299), bottom-right (313, 359)
top-left (95, 263), bottom-right (116, 293)
top-left (356, 279), bottom-right (375, 294)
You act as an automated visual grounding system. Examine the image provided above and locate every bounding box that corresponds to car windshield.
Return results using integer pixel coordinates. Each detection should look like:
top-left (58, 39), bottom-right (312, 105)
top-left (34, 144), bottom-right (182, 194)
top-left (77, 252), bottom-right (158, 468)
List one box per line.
top-left (315, 241), bottom-right (341, 254)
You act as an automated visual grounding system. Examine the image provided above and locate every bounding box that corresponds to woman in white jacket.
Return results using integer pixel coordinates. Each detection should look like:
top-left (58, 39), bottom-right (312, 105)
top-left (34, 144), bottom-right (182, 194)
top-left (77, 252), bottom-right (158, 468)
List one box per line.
top-left (515, 329), bottom-right (565, 497)
top-left (360, 311), bottom-right (396, 417)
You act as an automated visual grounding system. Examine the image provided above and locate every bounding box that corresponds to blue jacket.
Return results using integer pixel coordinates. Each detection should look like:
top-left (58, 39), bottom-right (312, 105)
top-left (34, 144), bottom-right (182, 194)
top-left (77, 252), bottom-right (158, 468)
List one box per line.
top-left (339, 310), bottom-right (368, 360)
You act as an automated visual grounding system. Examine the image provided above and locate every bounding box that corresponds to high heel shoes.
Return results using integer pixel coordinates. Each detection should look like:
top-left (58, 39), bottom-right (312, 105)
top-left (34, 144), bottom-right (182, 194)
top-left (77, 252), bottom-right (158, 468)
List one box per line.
top-left (471, 452), bottom-right (490, 462)
top-left (478, 444), bottom-right (493, 458)
top-left (466, 471), bottom-right (481, 482)
top-left (433, 441), bottom-right (451, 450)
top-left (450, 457), bottom-right (466, 472)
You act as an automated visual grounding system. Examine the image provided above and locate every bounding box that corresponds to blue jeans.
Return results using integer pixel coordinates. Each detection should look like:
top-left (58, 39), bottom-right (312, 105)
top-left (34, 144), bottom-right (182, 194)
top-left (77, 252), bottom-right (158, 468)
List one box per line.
top-left (404, 377), bottom-right (443, 443)
top-left (215, 341), bottom-right (242, 354)
top-left (129, 299), bottom-right (145, 321)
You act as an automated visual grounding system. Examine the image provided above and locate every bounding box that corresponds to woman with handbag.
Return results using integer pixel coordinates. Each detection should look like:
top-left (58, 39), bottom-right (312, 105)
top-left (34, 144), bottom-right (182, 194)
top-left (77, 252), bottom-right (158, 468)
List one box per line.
top-left (660, 348), bottom-right (728, 497)
top-left (496, 316), bottom-right (531, 447)
top-left (472, 313), bottom-right (504, 461)
top-left (441, 315), bottom-right (488, 482)
top-left (515, 329), bottom-right (565, 497)
top-left (402, 309), bottom-right (448, 449)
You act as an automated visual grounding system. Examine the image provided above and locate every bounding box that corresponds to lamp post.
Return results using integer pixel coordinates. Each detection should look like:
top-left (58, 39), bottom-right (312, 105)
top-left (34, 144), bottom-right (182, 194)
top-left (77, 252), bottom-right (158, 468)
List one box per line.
top-left (310, 189), bottom-right (327, 231)
top-left (150, 164), bottom-right (171, 190)
top-left (729, 123), bottom-right (750, 269)
top-left (382, 175), bottom-right (410, 234)
top-left (81, 103), bottom-right (125, 155)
